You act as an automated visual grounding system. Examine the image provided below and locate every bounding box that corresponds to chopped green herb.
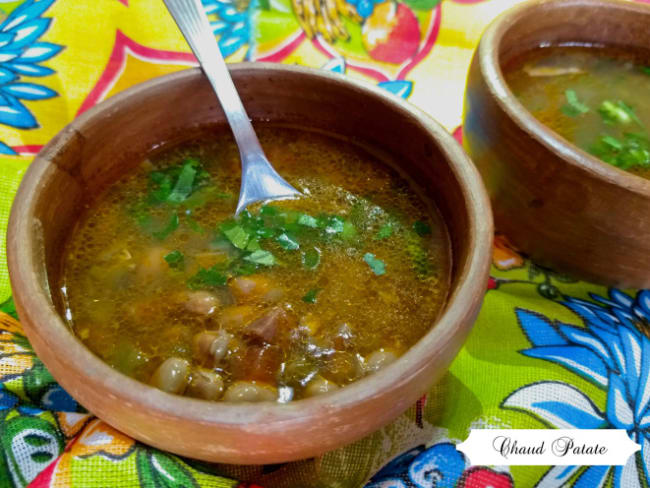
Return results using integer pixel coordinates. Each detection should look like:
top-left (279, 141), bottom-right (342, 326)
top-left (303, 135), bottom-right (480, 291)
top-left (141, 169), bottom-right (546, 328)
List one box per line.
top-left (598, 100), bottom-right (643, 126)
top-left (246, 238), bottom-right (261, 251)
top-left (231, 260), bottom-right (258, 276)
top-left (643, 66), bottom-right (650, 76)
top-left (146, 159), bottom-right (210, 206)
top-left (188, 265), bottom-right (228, 289)
top-left (256, 227), bottom-right (276, 239)
top-left (147, 173), bottom-right (173, 204)
top-left (302, 248), bottom-right (321, 270)
top-left (260, 205), bottom-right (278, 216)
top-left (323, 216), bottom-right (345, 234)
top-left (244, 250), bottom-right (276, 266)
top-left (152, 213), bottom-right (179, 241)
top-left (221, 223), bottom-right (250, 250)
top-left (413, 221), bottom-right (432, 237)
top-left (164, 250), bottom-right (184, 268)
top-left (297, 213), bottom-right (318, 228)
top-left (601, 135), bottom-right (623, 151)
top-left (302, 288), bottom-right (321, 304)
top-left (0, 296), bottom-right (17, 320)
top-left (561, 89), bottom-right (589, 117)
top-left (588, 132), bottom-right (650, 170)
top-left (183, 187), bottom-right (232, 209)
top-left (374, 223), bottom-right (393, 240)
top-left (341, 221), bottom-right (357, 240)
top-left (276, 233), bottom-right (300, 250)
top-left (363, 253), bottom-right (386, 276)
top-left (167, 163), bottom-right (197, 204)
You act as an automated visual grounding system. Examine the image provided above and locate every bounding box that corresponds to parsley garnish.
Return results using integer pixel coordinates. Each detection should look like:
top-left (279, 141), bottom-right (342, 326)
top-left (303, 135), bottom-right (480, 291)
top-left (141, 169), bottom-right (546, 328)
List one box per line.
top-left (598, 100), bottom-right (643, 127)
top-left (164, 250), bottom-right (184, 268)
top-left (374, 223), bottom-right (393, 240)
top-left (561, 89), bottom-right (589, 117)
top-left (188, 265), bottom-right (228, 289)
top-left (276, 233), bottom-right (300, 250)
top-left (588, 133), bottom-right (650, 170)
top-left (244, 250), bottom-right (276, 266)
top-left (221, 222), bottom-right (250, 250)
top-left (363, 253), bottom-right (386, 276)
top-left (167, 163), bottom-right (197, 204)
top-left (297, 214), bottom-right (318, 228)
top-left (147, 158), bottom-right (210, 206)
top-left (302, 288), bottom-right (321, 303)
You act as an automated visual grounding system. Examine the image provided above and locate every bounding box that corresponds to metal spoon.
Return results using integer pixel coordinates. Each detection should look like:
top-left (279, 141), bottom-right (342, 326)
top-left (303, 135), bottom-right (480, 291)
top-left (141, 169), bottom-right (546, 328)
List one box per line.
top-left (164, 0), bottom-right (301, 216)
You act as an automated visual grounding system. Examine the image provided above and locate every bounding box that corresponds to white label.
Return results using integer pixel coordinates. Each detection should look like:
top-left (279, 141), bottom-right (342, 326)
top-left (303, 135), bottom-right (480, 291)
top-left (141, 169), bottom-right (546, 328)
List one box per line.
top-left (457, 429), bottom-right (640, 466)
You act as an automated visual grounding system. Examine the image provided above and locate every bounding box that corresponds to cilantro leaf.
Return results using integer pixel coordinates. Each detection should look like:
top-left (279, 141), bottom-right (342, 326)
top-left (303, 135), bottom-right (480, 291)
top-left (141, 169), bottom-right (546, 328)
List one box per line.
top-left (341, 221), bottom-right (357, 240)
top-left (188, 265), bottom-right (228, 289)
top-left (153, 213), bottom-right (179, 241)
top-left (146, 158), bottom-right (211, 206)
top-left (323, 216), bottom-right (345, 234)
top-left (246, 238), bottom-right (261, 251)
top-left (244, 250), bottom-right (276, 266)
top-left (276, 233), bottom-right (300, 250)
top-left (221, 222), bottom-right (250, 250)
top-left (413, 221), bottom-right (432, 237)
top-left (600, 135), bottom-right (623, 151)
top-left (297, 214), bottom-right (318, 228)
top-left (164, 250), bottom-right (184, 268)
top-left (598, 100), bottom-right (643, 127)
top-left (302, 248), bottom-right (320, 270)
top-left (166, 162), bottom-right (196, 204)
top-left (260, 205), bottom-right (278, 216)
top-left (363, 253), bottom-right (386, 276)
top-left (588, 132), bottom-right (650, 170)
top-left (374, 223), bottom-right (393, 240)
top-left (302, 288), bottom-right (321, 303)
top-left (561, 89), bottom-right (589, 117)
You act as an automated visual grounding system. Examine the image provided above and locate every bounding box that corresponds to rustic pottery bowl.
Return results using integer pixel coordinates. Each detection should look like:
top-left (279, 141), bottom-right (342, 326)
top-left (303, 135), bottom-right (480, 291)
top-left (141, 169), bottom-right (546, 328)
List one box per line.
top-left (463, 0), bottom-right (650, 287)
top-left (8, 64), bottom-right (492, 464)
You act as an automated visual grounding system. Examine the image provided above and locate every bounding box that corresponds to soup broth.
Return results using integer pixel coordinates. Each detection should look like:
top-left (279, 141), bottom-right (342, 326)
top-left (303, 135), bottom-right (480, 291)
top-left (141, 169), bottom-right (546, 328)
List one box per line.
top-left (505, 46), bottom-right (650, 179)
top-left (59, 125), bottom-right (451, 403)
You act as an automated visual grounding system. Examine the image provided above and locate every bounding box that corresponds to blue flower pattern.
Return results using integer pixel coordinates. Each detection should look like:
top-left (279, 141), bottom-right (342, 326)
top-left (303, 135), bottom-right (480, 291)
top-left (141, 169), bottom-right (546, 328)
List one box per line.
top-left (202, 0), bottom-right (252, 59)
top-left (504, 289), bottom-right (650, 487)
top-left (322, 57), bottom-right (414, 99)
top-left (0, 0), bottom-right (61, 155)
top-left (365, 443), bottom-right (467, 488)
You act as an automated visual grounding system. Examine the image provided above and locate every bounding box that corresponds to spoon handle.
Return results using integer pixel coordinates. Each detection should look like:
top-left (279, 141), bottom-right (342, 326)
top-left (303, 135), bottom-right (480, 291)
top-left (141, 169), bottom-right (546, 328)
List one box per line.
top-left (163, 0), bottom-right (262, 153)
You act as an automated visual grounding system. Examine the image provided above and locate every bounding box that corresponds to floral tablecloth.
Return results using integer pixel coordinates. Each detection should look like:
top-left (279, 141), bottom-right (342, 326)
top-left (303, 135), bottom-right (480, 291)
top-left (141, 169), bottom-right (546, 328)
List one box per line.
top-left (0, 0), bottom-right (648, 486)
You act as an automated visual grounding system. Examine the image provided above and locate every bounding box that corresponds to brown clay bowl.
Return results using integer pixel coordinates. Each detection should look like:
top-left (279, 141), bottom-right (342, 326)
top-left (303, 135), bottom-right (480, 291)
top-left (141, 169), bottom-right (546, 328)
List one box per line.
top-left (7, 64), bottom-right (492, 464)
top-left (463, 0), bottom-right (650, 287)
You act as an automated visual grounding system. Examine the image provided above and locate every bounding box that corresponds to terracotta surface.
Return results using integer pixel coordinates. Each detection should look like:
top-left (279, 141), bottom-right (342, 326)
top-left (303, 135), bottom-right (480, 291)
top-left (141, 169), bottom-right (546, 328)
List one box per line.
top-left (463, 0), bottom-right (650, 287)
top-left (7, 64), bottom-right (492, 464)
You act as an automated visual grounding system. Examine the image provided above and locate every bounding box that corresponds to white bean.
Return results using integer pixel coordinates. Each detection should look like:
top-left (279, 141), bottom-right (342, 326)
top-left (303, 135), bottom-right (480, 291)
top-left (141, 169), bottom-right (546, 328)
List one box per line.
top-left (186, 369), bottom-right (224, 401)
top-left (185, 291), bottom-right (219, 316)
top-left (222, 381), bottom-right (277, 402)
top-left (192, 330), bottom-right (233, 364)
top-left (150, 357), bottom-right (190, 394)
top-left (304, 376), bottom-right (340, 397)
top-left (365, 349), bottom-right (398, 374)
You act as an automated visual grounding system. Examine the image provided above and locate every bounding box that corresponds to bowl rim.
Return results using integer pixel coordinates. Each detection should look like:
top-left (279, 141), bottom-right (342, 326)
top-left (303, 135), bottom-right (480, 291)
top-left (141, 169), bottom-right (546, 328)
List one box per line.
top-left (478, 0), bottom-right (650, 196)
top-left (8, 63), bottom-right (492, 430)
